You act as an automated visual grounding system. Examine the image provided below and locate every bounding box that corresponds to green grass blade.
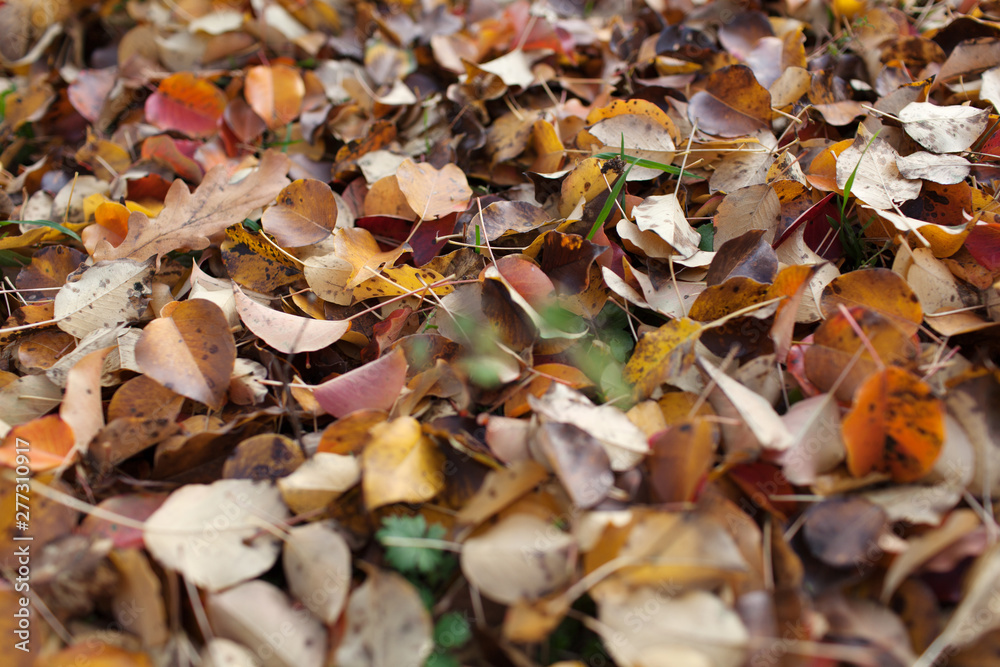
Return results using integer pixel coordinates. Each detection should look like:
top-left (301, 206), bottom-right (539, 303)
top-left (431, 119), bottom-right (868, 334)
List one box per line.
top-left (586, 162), bottom-right (634, 241)
top-left (593, 151), bottom-right (703, 180)
top-left (0, 219), bottom-right (82, 242)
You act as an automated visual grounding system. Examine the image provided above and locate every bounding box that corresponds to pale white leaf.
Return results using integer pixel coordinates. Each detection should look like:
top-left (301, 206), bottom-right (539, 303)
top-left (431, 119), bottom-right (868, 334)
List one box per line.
top-left (54, 259), bottom-right (154, 338)
top-left (335, 568), bottom-right (433, 667)
top-left (836, 136), bottom-right (920, 210)
top-left (284, 522), bottom-right (352, 624)
top-left (461, 513), bottom-right (575, 604)
top-left (896, 151), bottom-right (971, 184)
top-left (699, 357), bottom-right (794, 452)
top-left (632, 193), bottom-right (701, 258)
top-left (233, 284), bottom-right (349, 353)
top-left (899, 102), bottom-right (989, 154)
top-left (143, 479), bottom-right (289, 591)
top-left (207, 580), bottom-right (326, 667)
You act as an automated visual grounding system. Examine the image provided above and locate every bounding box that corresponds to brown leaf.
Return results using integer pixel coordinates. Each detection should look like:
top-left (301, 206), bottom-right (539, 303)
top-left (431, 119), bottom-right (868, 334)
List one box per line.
top-left (396, 158), bottom-right (473, 220)
top-left (261, 178), bottom-right (339, 247)
top-left (687, 65), bottom-right (771, 137)
top-left (135, 300), bottom-right (237, 410)
top-left (93, 151), bottom-right (291, 267)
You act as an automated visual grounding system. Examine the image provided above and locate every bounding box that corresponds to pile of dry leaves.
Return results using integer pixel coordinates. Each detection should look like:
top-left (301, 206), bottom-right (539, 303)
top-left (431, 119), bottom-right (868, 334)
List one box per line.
top-left (1, 0), bottom-right (1000, 665)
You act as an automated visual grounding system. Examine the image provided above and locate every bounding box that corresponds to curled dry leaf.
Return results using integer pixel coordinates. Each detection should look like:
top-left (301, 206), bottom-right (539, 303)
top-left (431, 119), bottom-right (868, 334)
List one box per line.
top-left (135, 300), bottom-right (237, 410)
top-left (143, 479), bottom-right (289, 592)
top-left (233, 284), bottom-right (349, 353)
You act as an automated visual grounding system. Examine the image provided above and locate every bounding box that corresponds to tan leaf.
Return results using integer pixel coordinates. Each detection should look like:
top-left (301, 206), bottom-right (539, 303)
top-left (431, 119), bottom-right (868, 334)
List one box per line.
top-left (93, 151), bottom-right (291, 266)
top-left (233, 284), bottom-right (350, 353)
top-left (135, 300), bottom-right (237, 410)
top-left (396, 158), bottom-right (473, 220)
top-left (261, 178), bottom-right (338, 247)
top-left (208, 580), bottom-right (326, 667)
top-left (144, 479), bottom-right (289, 592)
top-left (54, 259), bottom-right (153, 338)
top-left (335, 568), bottom-right (433, 667)
top-left (461, 513), bottom-right (576, 604)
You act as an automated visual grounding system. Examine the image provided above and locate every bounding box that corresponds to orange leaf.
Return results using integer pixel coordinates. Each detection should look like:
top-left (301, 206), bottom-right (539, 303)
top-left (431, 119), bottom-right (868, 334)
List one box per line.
top-left (687, 65), bottom-right (771, 137)
top-left (842, 367), bottom-right (945, 482)
top-left (135, 300), bottom-right (237, 410)
top-left (144, 72), bottom-right (227, 138)
top-left (244, 64), bottom-right (305, 130)
top-left (0, 415), bottom-right (76, 472)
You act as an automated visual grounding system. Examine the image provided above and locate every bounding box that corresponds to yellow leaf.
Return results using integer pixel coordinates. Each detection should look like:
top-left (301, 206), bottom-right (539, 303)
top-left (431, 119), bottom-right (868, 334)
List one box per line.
top-left (362, 417), bottom-right (445, 509)
top-left (623, 317), bottom-right (703, 400)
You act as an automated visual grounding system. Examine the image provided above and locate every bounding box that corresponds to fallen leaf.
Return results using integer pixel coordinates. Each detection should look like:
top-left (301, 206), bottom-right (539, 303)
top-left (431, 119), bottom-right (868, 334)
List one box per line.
top-left (361, 416), bottom-right (445, 509)
top-left (144, 479), bottom-right (289, 591)
top-left (261, 179), bottom-right (339, 247)
top-left (334, 567), bottom-right (433, 667)
top-left (54, 259), bottom-right (153, 338)
top-left (836, 135), bottom-right (921, 211)
top-left (688, 65), bottom-right (771, 137)
top-left (244, 64), bottom-right (305, 130)
top-left (233, 284), bottom-right (349, 353)
top-left (461, 513), bottom-right (576, 604)
top-left (94, 151), bottom-right (291, 266)
top-left (144, 72), bottom-right (227, 138)
top-left (313, 348), bottom-right (408, 417)
top-left (135, 299), bottom-right (237, 410)
top-left (283, 521), bottom-right (352, 623)
top-left (842, 367), bottom-right (945, 482)
top-left (207, 579), bottom-right (326, 667)
top-left (396, 159), bottom-right (473, 221)
top-left (898, 102), bottom-right (989, 154)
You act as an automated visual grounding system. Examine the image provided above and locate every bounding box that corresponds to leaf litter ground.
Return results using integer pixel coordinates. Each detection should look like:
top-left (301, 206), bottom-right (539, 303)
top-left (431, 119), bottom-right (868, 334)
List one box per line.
top-left (2, 0), bottom-right (1000, 666)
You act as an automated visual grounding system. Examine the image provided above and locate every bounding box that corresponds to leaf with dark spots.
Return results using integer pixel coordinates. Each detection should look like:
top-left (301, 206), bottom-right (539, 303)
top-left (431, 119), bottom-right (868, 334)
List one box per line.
top-left (134, 300), bottom-right (237, 410)
top-left (538, 231), bottom-right (608, 294)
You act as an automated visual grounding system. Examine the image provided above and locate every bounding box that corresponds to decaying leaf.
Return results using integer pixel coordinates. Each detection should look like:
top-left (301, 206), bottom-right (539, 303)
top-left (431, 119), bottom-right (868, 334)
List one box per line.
top-left (144, 479), bottom-right (289, 591)
top-left (94, 151), bottom-right (291, 266)
top-left (135, 300), bottom-right (237, 410)
top-left (842, 367), bottom-right (945, 483)
top-left (54, 259), bottom-right (153, 338)
top-left (461, 513), bottom-right (576, 604)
